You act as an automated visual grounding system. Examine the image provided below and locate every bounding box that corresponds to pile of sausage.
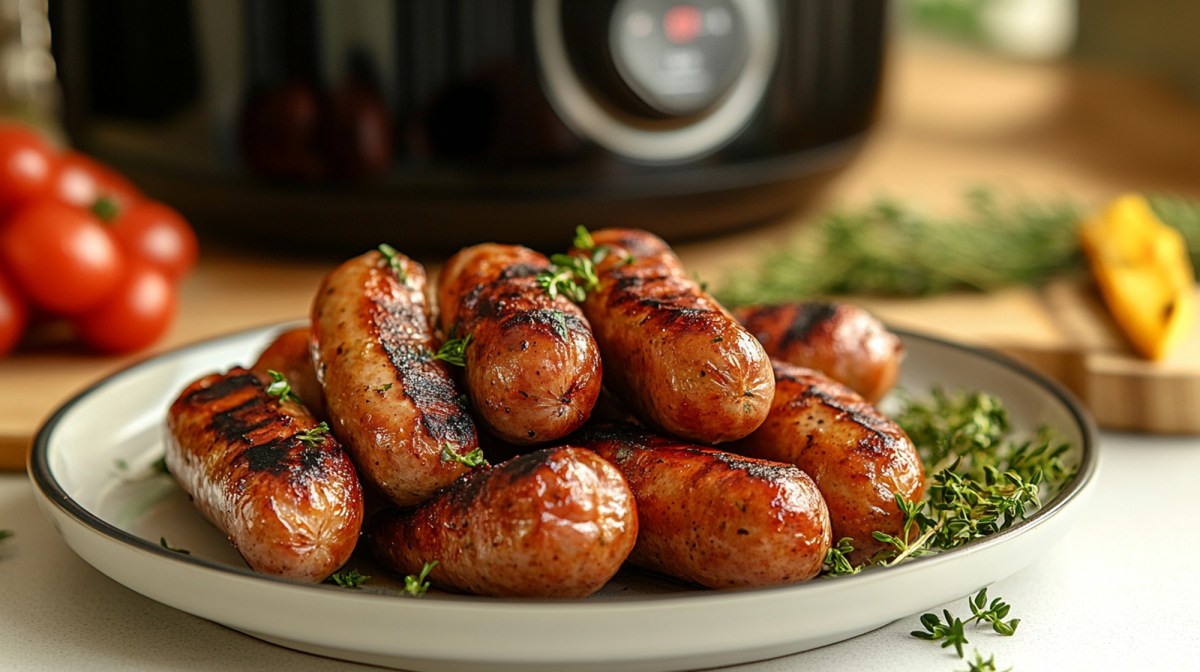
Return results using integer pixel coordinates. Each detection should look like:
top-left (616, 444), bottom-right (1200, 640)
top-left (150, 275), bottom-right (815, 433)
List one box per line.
top-left (165, 229), bottom-right (926, 597)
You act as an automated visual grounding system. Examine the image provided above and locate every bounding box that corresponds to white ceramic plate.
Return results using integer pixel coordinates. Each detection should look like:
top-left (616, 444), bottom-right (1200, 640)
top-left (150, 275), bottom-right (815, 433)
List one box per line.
top-left (29, 323), bottom-right (1098, 672)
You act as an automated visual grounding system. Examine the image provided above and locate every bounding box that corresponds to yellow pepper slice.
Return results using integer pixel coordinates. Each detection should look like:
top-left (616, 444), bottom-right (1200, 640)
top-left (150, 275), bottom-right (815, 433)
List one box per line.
top-left (1079, 194), bottom-right (1196, 360)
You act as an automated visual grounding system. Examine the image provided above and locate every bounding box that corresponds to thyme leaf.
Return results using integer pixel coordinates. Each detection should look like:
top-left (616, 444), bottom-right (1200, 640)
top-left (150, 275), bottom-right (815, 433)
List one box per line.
top-left (404, 560), bottom-right (439, 597)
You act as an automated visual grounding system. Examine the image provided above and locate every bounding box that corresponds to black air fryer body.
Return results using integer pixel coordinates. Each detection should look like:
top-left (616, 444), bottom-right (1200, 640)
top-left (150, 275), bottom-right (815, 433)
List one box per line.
top-left (50, 0), bottom-right (888, 254)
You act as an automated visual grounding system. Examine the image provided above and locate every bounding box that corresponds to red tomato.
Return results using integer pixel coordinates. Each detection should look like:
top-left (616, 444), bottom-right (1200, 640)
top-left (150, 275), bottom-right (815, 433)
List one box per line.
top-left (51, 151), bottom-right (141, 210)
top-left (109, 199), bottom-right (198, 280)
top-left (0, 124), bottom-right (56, 216)
top-left (0, 269), bottom-right (28, 356)
top-left (75, 262), bottom-right (175, 354)
top-left (0, 200), bottom-right (125, 315)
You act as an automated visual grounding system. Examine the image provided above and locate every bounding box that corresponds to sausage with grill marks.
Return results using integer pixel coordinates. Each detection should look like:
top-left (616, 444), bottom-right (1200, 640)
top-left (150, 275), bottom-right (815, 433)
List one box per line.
top-left (573, 229), bottom-right (773, 444)
top-left (251, 325), bottom-right (327, 421)
top-left (311, 248), bottom-right (478, 507)
top-left (436, 244), bottom-right (602, 445)
top-left (732, 361), bottom-right (926, 563)
top-left (166, 367), bottom-right (363, 582)
top-left (573, 423), bottom-right (830, 589)
top-left (369, 446), bottom-right (637, 598)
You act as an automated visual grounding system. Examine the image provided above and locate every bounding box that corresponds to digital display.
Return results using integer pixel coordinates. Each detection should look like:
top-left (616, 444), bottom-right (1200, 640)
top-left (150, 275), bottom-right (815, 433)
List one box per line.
top-left (610, 0), bottom-right (748, 116)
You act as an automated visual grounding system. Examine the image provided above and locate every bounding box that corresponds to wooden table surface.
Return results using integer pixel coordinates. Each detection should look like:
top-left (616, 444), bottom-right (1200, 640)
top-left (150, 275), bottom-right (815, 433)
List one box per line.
top-left (4, 38), bottom-right (1200, 468)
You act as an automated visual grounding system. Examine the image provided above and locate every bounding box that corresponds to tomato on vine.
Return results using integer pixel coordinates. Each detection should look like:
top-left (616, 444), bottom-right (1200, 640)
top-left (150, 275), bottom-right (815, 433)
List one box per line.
top-left (75, 261), bottom-right (176, 354)
top-left (0, 199), bottom-right (126, 315)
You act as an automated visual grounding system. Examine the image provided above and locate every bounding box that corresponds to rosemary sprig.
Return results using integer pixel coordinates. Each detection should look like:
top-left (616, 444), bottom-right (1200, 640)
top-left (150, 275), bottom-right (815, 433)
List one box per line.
top-left (433, 335), bottom-right (471, 367)
top-left (377, 243), bottom-right (408, 282)
top-left (715, 189), bottom-right (1200, 305)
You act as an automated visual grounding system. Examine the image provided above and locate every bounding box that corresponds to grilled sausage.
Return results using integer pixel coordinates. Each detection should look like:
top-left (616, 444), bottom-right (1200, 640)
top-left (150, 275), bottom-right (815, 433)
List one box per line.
top-left (165, 367), bottom-right (363, 582)
top-left (573, 424), bottom-right (830, 588)
top-left (369, 446), bottom-right (637, 598)
top-left (436, 244), bottom-right (602, 445)
top-left (734, 302), bottom-right (904, 403)
top-left (574, 229), bottom-right (773, 444)
top-left (732, 361), bottom-right (926, 563)
top-left (311, 248), bottom-right (478, 507)
top-left (251, 326), bottom-right (326, 420)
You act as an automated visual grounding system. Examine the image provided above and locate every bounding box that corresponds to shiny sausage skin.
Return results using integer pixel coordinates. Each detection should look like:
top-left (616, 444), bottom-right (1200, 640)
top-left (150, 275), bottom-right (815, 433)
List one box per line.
top-left (734, 302), bottom-right (904, 403)
top-left (166, 367), bottom-right (363, 582)
top-left (574, 229), bottom-right (774, 444)
top-left (311, 249), bottom-right (478, 507)
top-left (436, 244), bottom-right (602, 445)
top-left (369, 446), bottom-right (637, 598)
top-left (732, 361), bottom-right (926, 564)
top-left (573, 424), bottom-right (830, 588)
top-left (251, 326), bottom-right (327, 421)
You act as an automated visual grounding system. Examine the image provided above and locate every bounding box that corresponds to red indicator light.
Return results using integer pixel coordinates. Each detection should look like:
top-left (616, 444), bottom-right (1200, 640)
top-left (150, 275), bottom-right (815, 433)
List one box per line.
top-left (663, 4), bottom-right (702, 44)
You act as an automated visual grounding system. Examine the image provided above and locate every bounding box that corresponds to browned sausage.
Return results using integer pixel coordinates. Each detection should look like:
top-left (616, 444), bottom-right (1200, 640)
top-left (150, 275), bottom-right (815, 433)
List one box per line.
top-left (574, 229), bottom-right (773, 444)
top-left (734, 302), bottom-right (904, 403)
top-left (165, 367), bottom-right (363, 582)
top-left (573, 424), bottom-right (830, 588)
top-left (436, 244), bottom-right (602, 445)
top-left (311, 248), bottom-right (478, 507)
top-left (251, 325), bottom-right (326, 420)
top-left (369, 446), bottom-right (637, 598)
top-left (731, 361), bottom-right (926, 563)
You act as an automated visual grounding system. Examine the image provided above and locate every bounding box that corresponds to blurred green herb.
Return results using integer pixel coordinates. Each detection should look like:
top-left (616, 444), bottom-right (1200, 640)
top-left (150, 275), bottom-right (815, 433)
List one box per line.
top-left (0, 530), bottom-right (13, 542)
top-left (715, 190), bottom-right (1200, 306)
top-left (265, 370), bottom-right (302, 405)
top-left (433, 335), bottom-right (471, 367)
top-left (959, 649), bottom-right (1010, 672)
top-left (327, 568), bottom-right (370, 589)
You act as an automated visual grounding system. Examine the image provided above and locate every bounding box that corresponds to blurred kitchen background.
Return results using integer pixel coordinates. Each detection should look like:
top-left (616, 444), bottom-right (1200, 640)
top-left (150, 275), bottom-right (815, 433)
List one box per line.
top-left (6, 0), bottom-right (1195, 256)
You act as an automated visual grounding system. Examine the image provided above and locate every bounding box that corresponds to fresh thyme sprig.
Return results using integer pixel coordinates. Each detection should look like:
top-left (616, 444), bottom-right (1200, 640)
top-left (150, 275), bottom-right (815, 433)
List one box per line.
top-left (714, 189), bottom-right (1200, 306)
top-left (404, 560), bottom-right (439, 596)
top-left (911, 589), bottom-right (1020, 659)
top-left (296, 422), bottom-right (331, 446)
top-left (959, 649), bottom-right (1010, 672)
top-left (265, 370), bottom-right (302, 405)
top-left (440, 444), bottom-right (488, 468)
top-left (433, 334), bottom-right (471, 367)
top-left (327, 568), bottom-right (370, 589)
top-left (537, 226), bottom-right (606, 303)
top-left (822, 537), bottom-right (861, 576)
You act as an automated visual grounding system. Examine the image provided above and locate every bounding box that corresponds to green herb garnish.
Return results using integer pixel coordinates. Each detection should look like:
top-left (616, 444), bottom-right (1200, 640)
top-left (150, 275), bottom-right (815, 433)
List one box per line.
top-left (959, 649), bottom-right (1010, 672)
top-left (404, 560), bottom-right (439, 597)
top-left (821, 537), bottom-right (861, 577)
top-left (715, 190), bottom-right (1200, 306)
top-left (536, 226), bottom-right (607, 303)
top-left (159, 537), bottom-right (190, 555)
top-left (911, 589), bottom-right (1020, 660)
top-left (296, 422), bottom-right (331, 446)
top-left (327, 568), bottom-right (370, 589)
top-left (265, 370), bottom-right (302, 405)
top-left (433, 335), bottom-right (471, 367)
top-left (377, 243), bottom-right (408, 282)
top-left (375, 383), bottom-right (393, 393)
top-left (0, 530), bottom-right (13, 542)
top-left (440, 444), bottom-right (488, 468)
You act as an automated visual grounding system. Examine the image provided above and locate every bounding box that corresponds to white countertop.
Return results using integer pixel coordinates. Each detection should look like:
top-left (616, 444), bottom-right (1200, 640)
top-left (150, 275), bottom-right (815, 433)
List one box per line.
top-left (1, 428), bottom-right (1196, 671)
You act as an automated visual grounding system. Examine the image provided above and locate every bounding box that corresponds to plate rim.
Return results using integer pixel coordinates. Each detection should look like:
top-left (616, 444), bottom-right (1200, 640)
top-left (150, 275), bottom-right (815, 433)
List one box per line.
top-left (26, 322), bottom-right (1099, 620)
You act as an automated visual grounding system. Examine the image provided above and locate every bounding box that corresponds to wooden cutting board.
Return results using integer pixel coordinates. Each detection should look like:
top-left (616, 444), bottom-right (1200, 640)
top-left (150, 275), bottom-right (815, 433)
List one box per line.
top-left (1, 248), bottom-right (1196, 471)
